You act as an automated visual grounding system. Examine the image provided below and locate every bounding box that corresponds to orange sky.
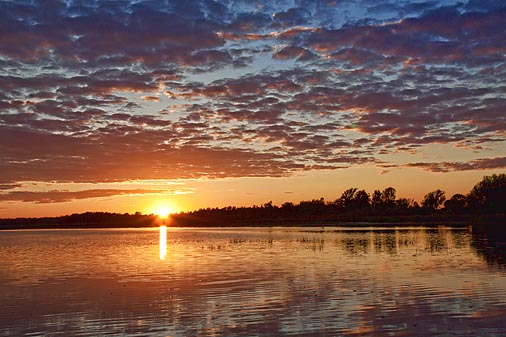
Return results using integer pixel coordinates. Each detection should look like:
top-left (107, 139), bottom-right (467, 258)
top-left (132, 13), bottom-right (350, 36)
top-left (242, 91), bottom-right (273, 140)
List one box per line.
top-left (0, 167), bottom-right (500, 218)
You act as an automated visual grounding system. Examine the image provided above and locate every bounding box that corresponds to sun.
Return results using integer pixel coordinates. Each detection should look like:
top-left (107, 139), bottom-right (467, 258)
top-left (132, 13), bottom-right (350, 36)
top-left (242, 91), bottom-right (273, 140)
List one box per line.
top-left (155, 206), bottom-right (171, 219)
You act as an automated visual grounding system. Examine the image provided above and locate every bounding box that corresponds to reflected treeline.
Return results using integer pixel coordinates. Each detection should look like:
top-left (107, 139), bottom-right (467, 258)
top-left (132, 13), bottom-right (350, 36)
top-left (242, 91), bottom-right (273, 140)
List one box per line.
top-left (328, 228), bottom-right (471, 256)
top-left (471, 225), bottom-right (506, 269)
top-left (297, 227), bottom-right (506, 271)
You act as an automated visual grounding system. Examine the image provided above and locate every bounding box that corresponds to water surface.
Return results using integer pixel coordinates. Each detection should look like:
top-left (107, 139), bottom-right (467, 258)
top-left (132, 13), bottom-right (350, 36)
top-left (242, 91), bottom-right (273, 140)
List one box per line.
top-left (1, 226), bottom-right (505, 336)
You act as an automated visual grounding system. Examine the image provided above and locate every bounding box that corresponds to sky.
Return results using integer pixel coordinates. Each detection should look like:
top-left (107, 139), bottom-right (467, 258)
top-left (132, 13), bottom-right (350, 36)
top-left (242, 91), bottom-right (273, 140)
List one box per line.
top-left (0, 0), bottom-right (505, 218)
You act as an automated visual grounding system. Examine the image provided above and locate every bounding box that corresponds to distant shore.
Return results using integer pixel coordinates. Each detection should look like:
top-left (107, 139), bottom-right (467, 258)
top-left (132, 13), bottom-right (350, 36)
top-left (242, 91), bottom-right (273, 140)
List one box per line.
top-left (2, 174), bottom-right (504, 230)
top-left (0, 212), bottom-right (503, 230)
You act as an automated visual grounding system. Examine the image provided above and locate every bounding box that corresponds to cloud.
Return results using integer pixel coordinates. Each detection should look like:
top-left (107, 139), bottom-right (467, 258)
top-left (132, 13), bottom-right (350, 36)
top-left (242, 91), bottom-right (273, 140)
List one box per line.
top-left (405, 157), bottom-right (506, 173)
top-left (272, 7), bottom-right (312, 28)
top-left (304, 5), bottom-right (506, 65)
top-left (273, 46), bottom-right (317, 61)
top-left (0, 0), bottom-right (504, 194)
top-left (0, 1), bottom-right (227, 66)
top-left (0, 184), bottom-right (22, 190)
top-left (0, 188), bottom-right (194, 204)
top-left (0, 125), bottom-right (304, 184)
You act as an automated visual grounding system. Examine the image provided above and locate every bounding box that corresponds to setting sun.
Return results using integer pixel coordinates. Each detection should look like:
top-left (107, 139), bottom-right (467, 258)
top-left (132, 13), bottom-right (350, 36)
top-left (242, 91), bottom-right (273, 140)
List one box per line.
top-left (155, 206), bottom-right (171, 218)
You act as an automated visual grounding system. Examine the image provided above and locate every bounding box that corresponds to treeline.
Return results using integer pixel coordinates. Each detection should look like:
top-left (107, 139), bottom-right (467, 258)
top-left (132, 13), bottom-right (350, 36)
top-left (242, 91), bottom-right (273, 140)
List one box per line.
top-left (0, 174), bottom-right (504, 229)
top-left (0, 212), bottom-right (158, 230)
top-left (171, 173), bottom-right (506, 226)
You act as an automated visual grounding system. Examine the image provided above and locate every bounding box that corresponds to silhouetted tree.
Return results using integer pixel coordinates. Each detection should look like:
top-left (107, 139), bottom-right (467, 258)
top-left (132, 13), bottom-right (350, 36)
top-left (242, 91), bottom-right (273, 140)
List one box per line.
top-left (422, 189), bottom-right (446, 211)
top-left (372, 190), bottom-right (382, 209)
top-left (281, 202), bottom-right (295, 209)
top-left (337, 188), bottom-right (370, 210)
top-left (382, 187), bottom-right (396, 206)
top-left (467, 173), bottom-right (506, 213)
top-left (338, 188), bottom-right (358, 209)
top-left (298, 198), bottom-right (326, 215)
top-left (371, 187), bottom-right (396, 211)
top-left (395, 198), bottom-right (411, 209)
top-left (354, 190), bottom-right (371, 209)
top-left (444, 193), bottom-right (467, 214)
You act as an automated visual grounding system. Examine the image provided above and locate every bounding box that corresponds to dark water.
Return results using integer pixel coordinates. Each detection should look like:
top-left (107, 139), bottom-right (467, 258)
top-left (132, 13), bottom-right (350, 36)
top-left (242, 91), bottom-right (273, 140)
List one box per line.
top-left (0, 226), bottom-right (505, 336)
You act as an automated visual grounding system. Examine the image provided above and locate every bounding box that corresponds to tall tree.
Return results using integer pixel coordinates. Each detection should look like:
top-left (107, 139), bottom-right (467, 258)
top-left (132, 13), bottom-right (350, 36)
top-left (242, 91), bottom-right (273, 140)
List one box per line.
top-left (422, 189), bottom-right (446, 211)
top-left (372, 190), bottom-right (382, 208)
top-left (395, 198), bottom-right (412, 210)
top-left (467, 174), bottom-right (506, 213)
top-left (338, 188), bottom-right (358, 209)
top-left (382, 187), bottom-right (396, 206)
top-left (444, 194), bottom-right (467, 213)
top-left (354, 190), bottom-right (371, 209)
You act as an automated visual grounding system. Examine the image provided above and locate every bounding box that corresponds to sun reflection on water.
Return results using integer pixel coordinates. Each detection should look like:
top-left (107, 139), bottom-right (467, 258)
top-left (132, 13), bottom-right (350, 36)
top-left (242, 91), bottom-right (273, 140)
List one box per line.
top-left (159, 225), bottom-right (167, 260)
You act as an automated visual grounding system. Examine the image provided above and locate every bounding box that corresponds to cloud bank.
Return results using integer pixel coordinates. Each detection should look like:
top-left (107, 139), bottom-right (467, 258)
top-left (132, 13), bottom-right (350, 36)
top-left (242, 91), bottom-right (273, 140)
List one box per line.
top-left (1, 0), bottom-right (505, 203)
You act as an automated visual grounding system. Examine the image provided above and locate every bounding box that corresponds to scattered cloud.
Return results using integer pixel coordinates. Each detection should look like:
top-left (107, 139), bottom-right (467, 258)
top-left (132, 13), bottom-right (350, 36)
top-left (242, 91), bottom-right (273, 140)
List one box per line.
top-left (0, 0), bottom-right (505, 203)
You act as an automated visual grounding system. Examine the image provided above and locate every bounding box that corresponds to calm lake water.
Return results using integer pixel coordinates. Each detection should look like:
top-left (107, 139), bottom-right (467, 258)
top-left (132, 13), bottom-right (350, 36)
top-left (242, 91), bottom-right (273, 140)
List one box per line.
top-left (1, 226), bottom-right (505, 336)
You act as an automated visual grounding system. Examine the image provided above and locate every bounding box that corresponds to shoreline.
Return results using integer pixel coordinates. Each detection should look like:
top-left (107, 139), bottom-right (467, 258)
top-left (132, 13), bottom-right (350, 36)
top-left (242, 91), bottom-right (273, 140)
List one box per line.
top-left (0, 219), bottom-right (488, 231)
top-left (0, 212), bottom-right (503, 231)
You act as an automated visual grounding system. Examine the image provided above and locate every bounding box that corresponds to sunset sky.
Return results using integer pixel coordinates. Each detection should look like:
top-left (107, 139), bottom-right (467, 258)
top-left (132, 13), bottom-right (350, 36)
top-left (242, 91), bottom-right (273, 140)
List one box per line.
top-left (0, 0), bottom-right (505, 218)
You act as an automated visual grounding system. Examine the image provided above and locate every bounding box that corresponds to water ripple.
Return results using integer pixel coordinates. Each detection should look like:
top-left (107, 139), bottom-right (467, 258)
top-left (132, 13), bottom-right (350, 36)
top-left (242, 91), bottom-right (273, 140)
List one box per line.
top-left (0, 226), bottom-right (505, 336)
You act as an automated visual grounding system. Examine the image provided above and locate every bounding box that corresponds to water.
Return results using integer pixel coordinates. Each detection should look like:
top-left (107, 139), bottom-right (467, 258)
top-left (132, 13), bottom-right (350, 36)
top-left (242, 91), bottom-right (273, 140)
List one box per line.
top-left (0, 226), bottom-right (505, 336)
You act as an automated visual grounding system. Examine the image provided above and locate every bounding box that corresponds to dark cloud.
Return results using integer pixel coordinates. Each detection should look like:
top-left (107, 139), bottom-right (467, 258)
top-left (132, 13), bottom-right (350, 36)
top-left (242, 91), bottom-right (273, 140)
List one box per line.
top-left (0, 1), bottom-right (227, 66)
top-left (305, 5), bottom-right (506, 66)
top-left (406, 157), bottom-right (506, 173)
top-left (272, 7), bottom-right (312, 27)
top-left (0, 125), bottom-right (302, 184)
top-left (273, 46), bottom-right (317, 61)
top-left (328, 47), bottom-right (385, 66)
top-left (227, 12), bottom-right (272, 32)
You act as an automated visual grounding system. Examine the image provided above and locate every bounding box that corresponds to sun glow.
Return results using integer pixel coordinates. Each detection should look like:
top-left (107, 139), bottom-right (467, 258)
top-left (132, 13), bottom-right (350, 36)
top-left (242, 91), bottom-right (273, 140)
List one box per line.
top-left (155, 206), bottom-right (171, 218)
